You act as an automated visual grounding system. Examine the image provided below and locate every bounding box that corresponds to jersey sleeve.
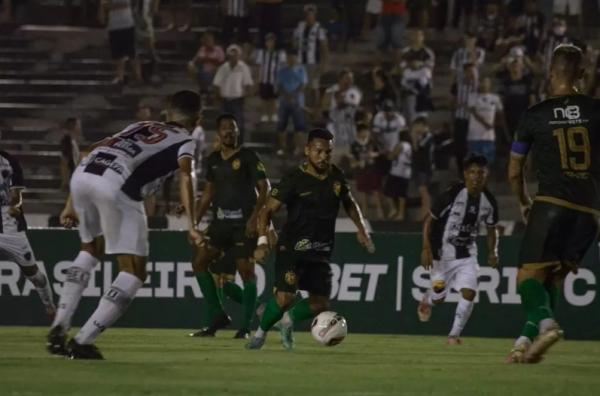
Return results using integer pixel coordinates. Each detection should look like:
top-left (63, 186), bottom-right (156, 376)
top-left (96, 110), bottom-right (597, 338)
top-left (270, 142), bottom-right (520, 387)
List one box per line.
top-left (205, 154), bottom-right (215, 182)
top-left (511, 111), bottom-right (535, 156)
top-left (430, 184), bottom-right (459, 220)
top-left (483, 190), bottom-right (499, 226)
top-left (2, 151), bottom-right (25, 189)
top-left (177, 139), bottom-right (195, 161)
top-left (246, 150), bottom-right (267, 182)
top-left (270, 172), bottom-right (295, 203)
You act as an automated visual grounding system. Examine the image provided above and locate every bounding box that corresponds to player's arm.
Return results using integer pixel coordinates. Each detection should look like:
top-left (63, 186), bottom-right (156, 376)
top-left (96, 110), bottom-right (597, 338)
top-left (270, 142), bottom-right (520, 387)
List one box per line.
top-left (508, 150), bottom-right (531, 222)
top-left (7, 154), bottom-right (25, 218)
top-left (178, 156), bottom-right (203, 246)
top-left (246, 179), bottom-right (270, 238)
top-left (421, 213), bottom-right (434, 270)
top-left (195, 180), bottom-right (214, 225)
top-left (254, 197), bottom-right (283, 264)
top-left (342, 191), bottom-right (375, 253)
top-left (486, 226), bottom-right (499, 268)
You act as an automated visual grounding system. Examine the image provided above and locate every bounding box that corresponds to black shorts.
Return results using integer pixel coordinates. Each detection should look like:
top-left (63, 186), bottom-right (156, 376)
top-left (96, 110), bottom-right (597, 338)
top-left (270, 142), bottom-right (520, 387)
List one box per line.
top-left (259, 83), bottom-right (277, 100)
top-left (210, 250), bottom-right (237, 276)
top-left (384, 175), bottom-right (409, 199)
top-left (519, 200), bottom-right (599, 270)
top-left (206, 221), bottom-right (256, 262)
top-left (274, 249), bottom-right (332, 296)
top-left (109, 27), bottom-right (136, 59)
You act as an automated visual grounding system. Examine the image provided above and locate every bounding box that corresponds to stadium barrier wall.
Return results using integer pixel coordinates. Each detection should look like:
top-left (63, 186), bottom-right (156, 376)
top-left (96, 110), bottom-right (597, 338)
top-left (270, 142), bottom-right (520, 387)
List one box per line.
top-left (1, 230), bottom-right (599, 339)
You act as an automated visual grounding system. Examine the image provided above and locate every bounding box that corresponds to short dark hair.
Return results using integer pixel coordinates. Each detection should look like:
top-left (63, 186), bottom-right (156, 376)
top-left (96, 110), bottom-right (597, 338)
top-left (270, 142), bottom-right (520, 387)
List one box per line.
top-left (308, 128), bottom-right (334, 142)
top-left (463, 153), bottom-right (488, 169)
top-left (168, 90), bottom-right (201, 118)
top-left (216, 113), bottom-right (237, 128)
top-left (551, 44), bottom-right (584, 82)
top-left (356, 122), bottom-right (370, 132)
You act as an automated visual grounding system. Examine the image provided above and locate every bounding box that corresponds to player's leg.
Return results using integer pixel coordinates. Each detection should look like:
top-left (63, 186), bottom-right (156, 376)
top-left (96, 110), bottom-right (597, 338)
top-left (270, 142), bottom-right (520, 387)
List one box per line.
top-left (418, 260), bottom-right (448, 322)
top-left (447, 258), bottom-right (478, 344)
top-left (235, 257), bottom-right (257, 339)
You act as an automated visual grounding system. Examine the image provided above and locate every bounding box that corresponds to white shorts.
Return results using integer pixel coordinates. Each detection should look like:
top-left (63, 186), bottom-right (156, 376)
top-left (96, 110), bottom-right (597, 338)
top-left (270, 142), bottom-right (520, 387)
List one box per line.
top-left (71, 169), bottom-right (149, 256)
top-left (0, 231), bottom-right (36, 267)
top-left (554, 0), bottom-right (582, 15)
top-left (431, 256), bottom-right (479, 292)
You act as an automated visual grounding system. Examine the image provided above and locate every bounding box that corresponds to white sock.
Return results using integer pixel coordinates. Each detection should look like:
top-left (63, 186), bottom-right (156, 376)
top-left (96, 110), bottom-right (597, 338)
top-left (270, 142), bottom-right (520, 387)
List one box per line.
top-left (449, 297), bottom-right (474, 338)
top-left (74, 271), bottom-right (142, 345)
top-left (254, 328), bottom-right (266, 339)
top-left (539, 318), bottom-right (558, 333)
top-left (515, 336), bottom-right (532, 348)
top-left (26, 270), bottom-right (55, 311)
top-left (52, 251), bottom-right (98, 331)
top-left (424, 291), bottom-right (433, 306)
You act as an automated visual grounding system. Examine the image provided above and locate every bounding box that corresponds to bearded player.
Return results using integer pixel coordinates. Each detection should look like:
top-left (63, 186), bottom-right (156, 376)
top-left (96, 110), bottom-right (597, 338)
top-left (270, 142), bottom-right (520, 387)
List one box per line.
top-left (506, 44), bottom-right (600, 363)
top-left (247, 128), bottom-right (375, 350)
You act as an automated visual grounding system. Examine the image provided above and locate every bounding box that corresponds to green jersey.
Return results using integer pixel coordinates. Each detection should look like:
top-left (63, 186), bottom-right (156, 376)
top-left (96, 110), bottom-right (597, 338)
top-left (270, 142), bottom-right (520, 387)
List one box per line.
top-left (205, 147), bottom-right (267, 222)
top-left (514, 94), bottom-right (600, 213)
top-left (271, 164), bottom-right (350, 260)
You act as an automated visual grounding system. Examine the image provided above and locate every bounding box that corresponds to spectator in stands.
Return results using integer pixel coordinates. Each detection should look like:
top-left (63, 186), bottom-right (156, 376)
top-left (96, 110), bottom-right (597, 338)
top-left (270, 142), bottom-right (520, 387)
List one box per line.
top-left (222, 0), bottom-right (250, 46)
top-left (411, 116), bottom-right (434, 220)
top-left (401, 59), bottom-right (434, 123)
top-left (371, 67), bottom-right (397, 113)
top-left (517, 0), bottom-right (545, 56)
top-left (384, 130), bottom-right (412, 221)
top-left (451, 62), bottom-right (478, 174)
top-left (135, 104), bottom-right (154, 121)
top-left (376, 0), bottom-right (408, 53)
top-left (323, 69), bottom-right (362, 164)
top-left (293, 4), bottom-right (329, 109)
top-left (165, 0), bottom-right (190, 32)
top-left (450, 31), bottom-right (485, 81)
top-left (134, 0), bottom-right (159, 61)
top-left (476, 2), bottom-right (502, 52)
top-left (59, 117), bottom-right (82, 191)
top-left (256, 0), bottom-right (283, 47)
top-left (213, 44), bottom-right (254, 142)
top-left (539, 18), bottom-right (573, 96)
top-left (495, 16), bottom-right (526, 57)
top-left (362, 0), bottom-right (382, 38)
top-left (407, 0), bottom-right (431, 29)
top-left (372, 99), bottom-right (406, 156)
top-left (554, 0), bottom-right (583, 37)
top-left (325, 5), bottom-right (349, 52)
top-left (253, 33), bottom-right (286, 123)
top-left (351, 123), bottom-right (385, 220)
top-left (276, 49), bottom-right (308, 157)
top-left (188, 32), bottom-right (225, 101)
top-left (467, 77), bottom-right (504, 165)
top-left (398, 29), bottom-right (435, 73)
top-left (498, 56), bottom-right (535, 145)
top-left (452, 0), bottom-right (476, 30)
top-left (99, 0), bottom-right (143, 85)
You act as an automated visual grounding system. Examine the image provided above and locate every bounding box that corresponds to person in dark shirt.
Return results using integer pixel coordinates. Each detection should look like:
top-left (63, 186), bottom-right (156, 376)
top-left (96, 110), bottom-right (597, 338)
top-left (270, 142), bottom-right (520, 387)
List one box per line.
top-left (411, 116), bottom-right (435, 219)
top-left (507, 44), bottom-right (600, 363)
top-left (351, 123), bottom-right (384, 219)
top-left (247, 128), bottom-right (374, 350)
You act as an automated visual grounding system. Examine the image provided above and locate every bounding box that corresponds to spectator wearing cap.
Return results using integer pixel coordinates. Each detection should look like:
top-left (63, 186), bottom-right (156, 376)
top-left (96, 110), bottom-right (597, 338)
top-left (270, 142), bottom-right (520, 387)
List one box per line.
top-left (467, 77), bottom-right (504, 165)
top-left (450, 31), bottom-right (485, 81)
top-left (322, 69), bottom-right (362, 164)
top-left (213, 44), bottom-right (254, 142)
top-left (276, 48), bottom-right (308, 157)
top-left (376, 0), bottom-right (408, 52)
top-left (410, 116), bottom-right (434, 220)
top-left (188, 32), bottom-right (225, 100)
top-left (293, 4), bottom-right (329, 109)
top-left (253, 32), bottom-right (286, 123)
top-left (221, 0), bottom-right (250, 46)
top-left (256, 0), bottom-right (283, 47)
top-left (450, 62), bottom-right (478, 174)
top-left (401, 59), bottom-right (434, 123)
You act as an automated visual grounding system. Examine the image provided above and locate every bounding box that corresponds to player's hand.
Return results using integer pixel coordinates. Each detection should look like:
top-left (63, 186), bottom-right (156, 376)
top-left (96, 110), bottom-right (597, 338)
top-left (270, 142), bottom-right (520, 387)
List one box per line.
top-left (357, 229), bottom-right (375, 253)
top-left (488, 253), bottom-right (499, 268)
top-left (245, 215), bottom-right (258, 238)
top-left (188, 229), bottom-right (205, 247)
top-left (253, 244), bottom-right (270, 265)
top-left (8, 205), bottom-right (21, 218)
top-left (421, 248), bottom-right (433, 270)
top-left (60, 206), bottom-right (79, 229)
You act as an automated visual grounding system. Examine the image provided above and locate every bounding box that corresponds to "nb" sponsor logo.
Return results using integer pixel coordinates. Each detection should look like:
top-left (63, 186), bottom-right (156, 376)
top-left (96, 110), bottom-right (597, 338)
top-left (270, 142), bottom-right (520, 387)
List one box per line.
top-left (553, 105), bottom-right (580, 120)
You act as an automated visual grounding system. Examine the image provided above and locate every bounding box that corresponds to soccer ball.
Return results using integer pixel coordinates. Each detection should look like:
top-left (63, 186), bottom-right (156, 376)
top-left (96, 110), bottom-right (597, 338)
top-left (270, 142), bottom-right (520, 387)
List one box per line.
top-left (310, 311), bottom-right (348, 346)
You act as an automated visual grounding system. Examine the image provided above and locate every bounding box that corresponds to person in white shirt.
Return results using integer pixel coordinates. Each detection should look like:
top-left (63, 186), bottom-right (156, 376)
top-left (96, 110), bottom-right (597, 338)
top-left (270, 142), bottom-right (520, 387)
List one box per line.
top-left (401, 59), bottom-right (434, 123)
top-left (384, 133), bottom-right (412, 221)
top-left (467, 77), bottom-right (505, 165)
top-left (372, 100), bottom-right (406, 155)
top-left (213, 44), bottom-right (254, 142)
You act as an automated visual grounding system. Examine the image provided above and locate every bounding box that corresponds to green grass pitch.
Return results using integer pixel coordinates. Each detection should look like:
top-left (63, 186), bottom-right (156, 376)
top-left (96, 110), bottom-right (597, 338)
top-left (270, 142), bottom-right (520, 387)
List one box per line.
top-left (1, 327), bottom-right (599, 396)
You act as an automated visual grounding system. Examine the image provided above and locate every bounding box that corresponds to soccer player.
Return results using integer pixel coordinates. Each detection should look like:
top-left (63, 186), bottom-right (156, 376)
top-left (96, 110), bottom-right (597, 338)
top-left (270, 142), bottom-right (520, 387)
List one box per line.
top-left (188, 114), bottom-right (269, 339)
top-left (417, 154), bottom-right (499, 345)
top-left (0, 151), bottom-right (56, 318)
top-left (46, 90), bottom-right (202, 360)
top-left (246, 128), bottom-right (374, 350)
top-left (506, 44), bottom-right (600, 363)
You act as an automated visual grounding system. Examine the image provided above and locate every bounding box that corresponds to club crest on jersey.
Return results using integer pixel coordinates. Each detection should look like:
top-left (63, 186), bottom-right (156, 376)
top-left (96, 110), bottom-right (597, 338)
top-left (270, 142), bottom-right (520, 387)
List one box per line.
top-left (284, 271), bottom-right (297, 285)
top-left (271, 188), bottom-right (279, 198)
top-left (257, 162), bottom-right (266, 172)
top-left (333, 181), bottom-right (341, 197)
top-left (294, 239), bottom-right (311, 251)
top-left (553, 105), bottom-right (580, 120)
top-left (232, 159), bottom-right (241, 170)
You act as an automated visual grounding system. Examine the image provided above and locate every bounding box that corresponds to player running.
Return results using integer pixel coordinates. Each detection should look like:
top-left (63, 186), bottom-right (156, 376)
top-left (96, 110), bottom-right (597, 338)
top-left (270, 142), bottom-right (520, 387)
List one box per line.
top-left (418, 154), bottom-right (499, 345)
top-left (188, 114), bottom-right (269, 339)
top-left (46, 90), bottom-right (202, 360)
top-left (246, 128), bottom-right (375, 350)
top-left (0, 151), bottom-right (56, 318)
top-left (506, 44), bottom-right (600, 363)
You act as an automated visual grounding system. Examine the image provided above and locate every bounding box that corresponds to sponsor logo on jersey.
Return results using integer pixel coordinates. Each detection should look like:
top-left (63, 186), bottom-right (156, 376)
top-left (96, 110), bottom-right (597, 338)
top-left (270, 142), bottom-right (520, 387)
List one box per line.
top-left (257, 162), bottom-right (266, 172)
top-left (271, 188), bottom-right (279, 197)
top-left (284, 271), bottom-right (297, 285)
top-left (295, 238), bottom-right (311, 251)
top-left (300, 191), bottom-right (312, 197)
top-left (553, 105), bottom-right (580, 120)
top-left (232, 159), bottom-right (241, 170)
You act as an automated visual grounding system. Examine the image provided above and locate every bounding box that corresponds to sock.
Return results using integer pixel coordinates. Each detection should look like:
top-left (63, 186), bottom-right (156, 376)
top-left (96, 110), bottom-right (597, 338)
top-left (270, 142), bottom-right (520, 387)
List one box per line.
top-left (449, 297), bottom-right (474, 337)
top-left (74, 271), bottom-right (142, 345)
top-left (424, 291), bottom-right (433, 306)
top-left (544, 281), bottom-right (560, 311)
top-left (52, 251), bottom-right (98, 331)
top-left (196, 272), bottom-right (225, 322)
top-left (223, 281), bottom-right (243, 304)
top-left (241, 280), bottom-right (257, 330)
top-left (515, 335), bottom-right (533, 348)
top-left (258, 298), bottom-right (285, 333)
top-left (518, 278), bottom-right (553, 327)
top-left (26, 270), bottom-right (55, 311)
top-left (518, 320), bottom-right (539, 344)
top-left (288, 298), bottom-right (314, 324)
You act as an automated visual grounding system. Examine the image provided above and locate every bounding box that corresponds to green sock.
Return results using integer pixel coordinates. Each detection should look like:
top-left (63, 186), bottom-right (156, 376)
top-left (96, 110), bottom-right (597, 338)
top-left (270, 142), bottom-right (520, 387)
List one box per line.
top-left (288, 298), bottom-right (314, 324)
top-left (518, 278), bottom-right (553, 326)
top-left (223, 281), bottom-right (243, 304)
top-left (196, 272), bottom-right (225, 321)
top-left (259, 298), bottom-right (285, 332)
top-left (241, 280), bottom-right (258, 330)
top-left (544, 281), bottom-right (560, 310)
top-left (216, 285), bottom-right (224, 303)
top-left (520, 320), bottom-right (539, 342)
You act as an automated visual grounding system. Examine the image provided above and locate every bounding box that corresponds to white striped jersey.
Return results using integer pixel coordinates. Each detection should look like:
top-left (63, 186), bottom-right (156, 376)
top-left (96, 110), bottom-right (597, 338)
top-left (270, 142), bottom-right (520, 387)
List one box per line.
top-left (452, 74), bottom-right (478, 120)
top-left (0, 151), bottom-right (27, 233)
top-left (78, 121), bottom-right (195, 201)
top-left (294, 21), bottom-right (327, 65)
top-left (225, 0), bottom-right (247, 17)
top-left (254, 49), bottom-right (286, 85)
top-left (430, 183), bottom-right (498, 261)
top-left (450, 46), bottom-right (485, 75)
